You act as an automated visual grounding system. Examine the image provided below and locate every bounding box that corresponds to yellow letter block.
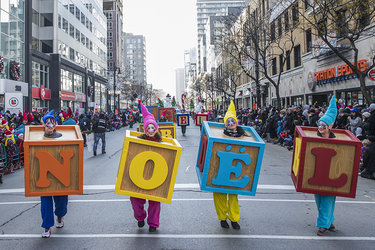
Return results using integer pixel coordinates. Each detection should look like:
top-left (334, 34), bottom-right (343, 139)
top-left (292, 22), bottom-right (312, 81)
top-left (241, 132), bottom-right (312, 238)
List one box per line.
top-left (158, 125), bottom-right (176, 139)
top-left (115, 130), bottom-right (182, 203)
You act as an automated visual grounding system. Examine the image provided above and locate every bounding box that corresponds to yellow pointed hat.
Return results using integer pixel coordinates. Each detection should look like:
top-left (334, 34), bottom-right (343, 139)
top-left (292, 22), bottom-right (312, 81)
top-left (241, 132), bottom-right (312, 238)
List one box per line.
top-left (224, 100), bottom-right (238, 124)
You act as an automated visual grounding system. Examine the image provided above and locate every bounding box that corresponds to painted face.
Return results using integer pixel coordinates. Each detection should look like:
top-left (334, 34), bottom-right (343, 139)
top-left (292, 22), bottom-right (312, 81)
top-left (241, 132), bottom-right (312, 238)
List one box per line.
top-left (146, 124), bottom-right (157, 137)
top-left (44, 118), bottom-right (56, 134)
top-left (317, 121), bottom-right (329, 133)
top-left (226, 118), bottom-right (237, 130)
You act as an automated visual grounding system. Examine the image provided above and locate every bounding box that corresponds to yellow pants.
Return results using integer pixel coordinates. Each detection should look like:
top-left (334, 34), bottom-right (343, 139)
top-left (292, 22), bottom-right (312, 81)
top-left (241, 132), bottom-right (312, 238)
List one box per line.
top-left (213, 192), bottom-right (240, 222)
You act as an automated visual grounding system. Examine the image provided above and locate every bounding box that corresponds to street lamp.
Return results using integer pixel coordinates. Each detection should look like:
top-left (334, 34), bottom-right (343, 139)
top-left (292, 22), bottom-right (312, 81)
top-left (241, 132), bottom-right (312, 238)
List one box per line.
top-left (113, 64), bottom-right (121, 111)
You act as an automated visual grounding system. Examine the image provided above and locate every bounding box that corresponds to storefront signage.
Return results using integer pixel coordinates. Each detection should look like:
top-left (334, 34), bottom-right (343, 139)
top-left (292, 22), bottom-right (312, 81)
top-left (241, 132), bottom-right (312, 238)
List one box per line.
top-left (75, 93), bottom-right (87, 102)
top-left (40, 85), bottom-right (45, 100)
top-left (32, 86), bottom-right (51, 100)
top-left (60, 91), bottom-right (76, 101)
top-left (307, 71), bottom-right (316, 91)
top-left (314, 59), bottom-right (368, 82)
top-left (369, 69), bottom-right (375, 81)
top-left (5, 93), bottom-right (23, 113)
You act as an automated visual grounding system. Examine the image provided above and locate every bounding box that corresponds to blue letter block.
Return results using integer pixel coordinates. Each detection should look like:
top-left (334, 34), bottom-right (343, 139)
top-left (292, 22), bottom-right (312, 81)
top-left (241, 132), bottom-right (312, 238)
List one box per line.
top-left (196, 121), bottom-right (265, 196)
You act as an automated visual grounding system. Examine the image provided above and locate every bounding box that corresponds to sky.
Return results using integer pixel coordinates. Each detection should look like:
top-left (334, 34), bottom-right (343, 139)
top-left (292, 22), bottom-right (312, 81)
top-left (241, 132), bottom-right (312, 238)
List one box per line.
top-left (123, 0), bottom-right (197, 97)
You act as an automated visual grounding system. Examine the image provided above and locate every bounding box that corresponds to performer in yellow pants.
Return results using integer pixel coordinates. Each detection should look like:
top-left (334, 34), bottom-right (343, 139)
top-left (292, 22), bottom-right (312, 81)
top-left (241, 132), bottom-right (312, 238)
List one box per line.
top-left (213, 193), bottom-right (240, 228)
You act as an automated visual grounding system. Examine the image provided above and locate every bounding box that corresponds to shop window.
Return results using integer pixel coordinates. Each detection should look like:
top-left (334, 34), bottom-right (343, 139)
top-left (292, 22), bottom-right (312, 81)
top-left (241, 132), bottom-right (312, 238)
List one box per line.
top-left (74, 74), bottom-right (83, 93)
top-left (61, 69), bottom-right (73, 92)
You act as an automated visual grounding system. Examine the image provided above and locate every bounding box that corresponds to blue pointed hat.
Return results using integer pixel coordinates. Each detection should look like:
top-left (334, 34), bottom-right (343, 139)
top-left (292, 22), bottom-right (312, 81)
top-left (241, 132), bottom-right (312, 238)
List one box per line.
top-left (42, 110), bottom-right (55, 123)
top-left (319, 96), bottom-right (337, 126)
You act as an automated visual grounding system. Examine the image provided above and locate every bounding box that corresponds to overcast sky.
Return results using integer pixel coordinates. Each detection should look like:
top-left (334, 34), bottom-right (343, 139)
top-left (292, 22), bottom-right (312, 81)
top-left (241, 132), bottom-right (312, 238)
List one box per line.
top-left (123, 0), bottom-right (197, 98)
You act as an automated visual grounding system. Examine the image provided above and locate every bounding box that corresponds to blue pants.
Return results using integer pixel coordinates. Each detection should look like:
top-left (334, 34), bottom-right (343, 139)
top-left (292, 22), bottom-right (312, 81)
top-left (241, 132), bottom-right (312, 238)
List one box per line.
top-left (93, 133), bottom-right (106, 152)
top-left (314, 194), bottom-right (336, 229)
top-left (40, 196), bottom-right (68, 228)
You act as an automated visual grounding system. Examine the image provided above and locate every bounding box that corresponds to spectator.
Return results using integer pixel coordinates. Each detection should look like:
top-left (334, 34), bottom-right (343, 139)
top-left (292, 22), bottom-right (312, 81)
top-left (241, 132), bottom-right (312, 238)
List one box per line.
top-left (348, 108), bottom-right (362, 135)
top-left (369, 103), bottom-right (375, 135)
top-left (362, 112), bottom-right (371, 138)
top-left (92, 113), bottom-right (107, 156)
top-left (360, 136), bottom-right (375, 180)
top-left (308, 109), bottom-right (319, 127)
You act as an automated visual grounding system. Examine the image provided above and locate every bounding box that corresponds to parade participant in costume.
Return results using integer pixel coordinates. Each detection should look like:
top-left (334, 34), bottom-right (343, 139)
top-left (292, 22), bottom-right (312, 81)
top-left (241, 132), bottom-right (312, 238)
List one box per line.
top-left (40, 110), bottom-right (67, 238)
top-left (314, 96), bottom-right (338, 236)
top-left (63, 107), bottom-right (76, 125)
top-left (130, 102), bottom-right (163, 232)
top-left (213, 100), bottom-right (247, 230)
top-left (129, 111), bottom-right (134, 128)
top-left (2, 119), bottom-right (9, 130)
top-left (181, 109), bottom-right (187, 136)
top-left (4, 130), bottom-right (16, 174)
top-left (159, 110), bottom-right (167, 122)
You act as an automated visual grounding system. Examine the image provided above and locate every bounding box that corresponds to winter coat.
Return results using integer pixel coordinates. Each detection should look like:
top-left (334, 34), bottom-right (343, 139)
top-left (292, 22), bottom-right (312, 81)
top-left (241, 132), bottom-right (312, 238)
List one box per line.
top-left (349, 116), bottom-right (362, 135)
top-left (363, 118), bottom-right (371, 137)
top-left (309, 113), bottom-right (319, 127)
top-left (363, 142), bottom-right (375, 173)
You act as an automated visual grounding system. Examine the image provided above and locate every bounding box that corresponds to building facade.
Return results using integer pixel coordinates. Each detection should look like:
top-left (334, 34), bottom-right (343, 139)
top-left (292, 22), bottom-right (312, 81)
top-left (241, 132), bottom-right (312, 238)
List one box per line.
top-left (123, 33), bottom-right (147, 107)
top-left (174, 68), bottom-right (185, 106)
top-left (103, 0), bottom-right (123, 111)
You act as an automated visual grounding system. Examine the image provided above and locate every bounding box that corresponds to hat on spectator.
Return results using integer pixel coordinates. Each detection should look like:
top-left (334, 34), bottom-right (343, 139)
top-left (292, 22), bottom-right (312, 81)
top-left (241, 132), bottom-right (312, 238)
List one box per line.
top-left (370, 103), bottom-right (375, 110)
top-left (363, 112), bottom-right (371, 118)
top-left (347, 104), bottom-right (353, 109)
top-left (224, 100), bottom-right (237, 124)
top-left (319, 95), bottom-right (337, 126)
top-left (350, 108), bottom-right (359, 112)
top-left (141, 102), bottom-right (158, 130)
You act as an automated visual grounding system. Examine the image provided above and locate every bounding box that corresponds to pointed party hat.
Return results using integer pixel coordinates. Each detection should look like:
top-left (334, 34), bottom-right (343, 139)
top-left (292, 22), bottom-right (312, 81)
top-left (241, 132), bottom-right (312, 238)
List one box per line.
top-left (141, 102), bottom-right (158, 130)
top-left (224, 100), bottom-right (238, 124)
top-left (42, 109), bottom-right (55, 123)
top-left (319, 95), bottom-right (337, 126)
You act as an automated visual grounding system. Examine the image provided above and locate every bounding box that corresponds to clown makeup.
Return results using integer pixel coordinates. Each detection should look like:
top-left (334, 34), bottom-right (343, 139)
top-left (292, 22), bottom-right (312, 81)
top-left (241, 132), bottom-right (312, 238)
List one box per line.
top-left (146, 124), bottom-right (157, 137)
top-left (226, 118), bottom-right (237, 130)
top-left (44, 118), bottom-right (56, 135)
top-left (317, 121), bottom-right (331, 137)
top-left (46, 119), bottom-right (56, 128)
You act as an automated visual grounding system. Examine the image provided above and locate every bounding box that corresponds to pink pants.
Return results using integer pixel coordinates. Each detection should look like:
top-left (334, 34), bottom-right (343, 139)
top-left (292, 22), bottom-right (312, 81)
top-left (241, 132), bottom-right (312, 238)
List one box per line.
top-left (130, 197), bottom-right (161, 228)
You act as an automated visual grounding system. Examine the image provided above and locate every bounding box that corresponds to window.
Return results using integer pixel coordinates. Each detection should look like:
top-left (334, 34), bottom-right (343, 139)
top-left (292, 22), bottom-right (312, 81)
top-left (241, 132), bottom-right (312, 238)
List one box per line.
top-left (86, 37), bottom-right (89, 49)
top-left (284, 11), bottom-right (289, 31)
top-left (76, 29), bottom-right (80, 41)
top-left (279, 54), bottom-right (283, 73)
top-left (61, 69), bottom-right (73, 92)
top-left (317, 18), bottom-right (327, 35)
top-left (108, 61), bottom-right (113, 70)
top-left (74, 74), bottom-right (83, 93)
top-left (58, 14), bottom-right (61, 28)
top-left (304, 0), bottom-right (310, 10)
top-left (107, 42), bottom-right (113, 50)
top-left (81, 33), bottom-right (85, 46)
top-left (70, 24), bottom-right (75, 37)
top-left (107, 22), bottom-right (113, 30)
top-left (107, 32), bottom-right (113, 40)
top-left (106, 12), bottom-right (113, 20)
top-left (86, 18), bottom-right (90, 29)
top-left (306, 29), bottom-right (312, 52)
top-left (32, 10), bottom-right (39, 25)
top-left (270, 22), bottom-right (275, 41)
top-left (286, 50), bottom-right (291, 70)
top-left (278, 18), bottom-right (282, 36)
top-left (359, 0), bottom-right (370, 28)
top-left (292, 3), bottom-right (299, 24)
top-left (69, 3), bottom-right (75, 15)
top-left (81, 13), bottom-right (85, 25)
top-left (336, 9), bottom-right (348, 37)
top-left (75, 7), bottom-right (80, 20)
top-left (294, 45), bottom-right (301, 67)
top-left (272, 57), bottom-right (277, 75)
top-left (70, 48), bottom-right (74, 61)
top-left (108, 52), bottom-right (113, 60)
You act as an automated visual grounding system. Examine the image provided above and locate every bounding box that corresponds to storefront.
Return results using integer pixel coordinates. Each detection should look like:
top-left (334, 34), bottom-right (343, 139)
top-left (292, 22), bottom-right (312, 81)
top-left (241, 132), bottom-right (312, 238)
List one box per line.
top-left (32, 85), bottom-right (51, 111)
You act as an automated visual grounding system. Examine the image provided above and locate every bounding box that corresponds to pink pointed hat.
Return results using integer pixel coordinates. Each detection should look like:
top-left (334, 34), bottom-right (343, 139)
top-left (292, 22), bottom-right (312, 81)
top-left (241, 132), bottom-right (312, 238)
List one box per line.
top-left (141, 102), bottom-right (158, 130)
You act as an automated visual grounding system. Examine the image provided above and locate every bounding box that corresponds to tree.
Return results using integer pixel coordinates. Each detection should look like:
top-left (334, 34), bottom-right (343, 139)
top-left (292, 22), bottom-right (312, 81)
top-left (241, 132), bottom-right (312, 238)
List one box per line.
top-left (220, 4), bottom-right (297, 109)
top-left (297, 0), bottom-right (375, 104)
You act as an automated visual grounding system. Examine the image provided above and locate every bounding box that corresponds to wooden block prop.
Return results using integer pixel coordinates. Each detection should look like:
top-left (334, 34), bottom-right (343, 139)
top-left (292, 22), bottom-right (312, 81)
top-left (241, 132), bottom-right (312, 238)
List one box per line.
top-left (158, 125), bottom-right (176, 139)
top-left (159, 108), bottom-right (175, 122)
top-left (115, 130), bottom-right (182, 203)
top-left (24, 125), bottom-right (84, 197)
top-left (158, 122), bottom-right (175, 127)
top-left (291, 126), bottom-right (361, 198)
top-left (217, 116), bottom-right (224, 123)
top-left (195, 113), bottom-right (209, 126)
top-left (195, 121), bottom-right (265, 196)
top-left (138, 123), bottom-right (144, 133)
top-left (146, 105), bottom-right (159, 121)
top-left (177, 113), bottom-right (190, 126)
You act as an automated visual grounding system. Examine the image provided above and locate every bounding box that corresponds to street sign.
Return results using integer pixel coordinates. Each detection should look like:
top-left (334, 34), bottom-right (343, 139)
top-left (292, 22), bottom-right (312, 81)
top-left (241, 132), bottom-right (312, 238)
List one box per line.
top-left (369, 69), bottom-right (375, 81)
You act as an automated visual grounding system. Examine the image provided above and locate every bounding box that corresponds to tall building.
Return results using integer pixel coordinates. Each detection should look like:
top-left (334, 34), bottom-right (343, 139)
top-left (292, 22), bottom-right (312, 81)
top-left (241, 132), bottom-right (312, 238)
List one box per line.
top-left (174, 68), bottom-right (185, 106)
top-left (103, 0), bottom-right (123, 111)
top-left (196, 0), bottom-right (246, 75)
top-left (123, 33), bottom-right (147, 106)
top-left (29, 0), bottom-right (108, 112)
top-left (184, 48), bottom-right (197, 91)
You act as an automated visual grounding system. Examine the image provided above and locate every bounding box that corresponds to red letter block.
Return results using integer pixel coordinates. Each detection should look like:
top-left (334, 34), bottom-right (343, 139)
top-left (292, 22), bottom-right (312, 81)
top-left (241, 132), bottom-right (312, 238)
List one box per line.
top-left (291, 126), bottom-right (361, 198)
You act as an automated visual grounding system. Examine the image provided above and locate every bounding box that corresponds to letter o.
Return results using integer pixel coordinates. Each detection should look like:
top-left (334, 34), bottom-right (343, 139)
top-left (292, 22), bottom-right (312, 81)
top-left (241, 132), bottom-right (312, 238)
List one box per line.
top-left (129, 151), bottom-right (168, 189)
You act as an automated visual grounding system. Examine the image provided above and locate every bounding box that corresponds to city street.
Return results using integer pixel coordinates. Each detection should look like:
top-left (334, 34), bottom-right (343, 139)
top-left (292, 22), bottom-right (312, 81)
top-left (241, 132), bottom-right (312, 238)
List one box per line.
top-left (1, 121), bottom-right (375, 250)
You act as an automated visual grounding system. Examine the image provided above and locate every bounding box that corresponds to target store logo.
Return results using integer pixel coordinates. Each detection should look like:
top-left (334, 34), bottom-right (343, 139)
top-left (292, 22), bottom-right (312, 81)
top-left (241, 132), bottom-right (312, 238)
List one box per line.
top-left (9, 97), bottom-right (19, 107)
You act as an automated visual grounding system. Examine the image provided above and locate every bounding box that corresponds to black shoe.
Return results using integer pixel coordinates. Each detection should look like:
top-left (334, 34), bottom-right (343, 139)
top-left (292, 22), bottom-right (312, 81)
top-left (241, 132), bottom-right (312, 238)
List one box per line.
top-left (149, 226), bottom-right (157, 232)
top-left (220, 220), bottom-right (229, 229)
top-left (138, 220), bottom-right (145, 228)
top-left (93, 151), bottom-right (96, 156)
top-left (231, 221), bottom-right (240, 230)
top-left (102, 151), bottom-right (106, 154)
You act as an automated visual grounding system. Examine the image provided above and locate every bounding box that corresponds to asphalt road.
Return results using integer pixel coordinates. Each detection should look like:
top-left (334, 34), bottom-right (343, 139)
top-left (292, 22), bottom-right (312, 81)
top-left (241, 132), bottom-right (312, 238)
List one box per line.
top-left (1, 120), bottom-right (375, 250)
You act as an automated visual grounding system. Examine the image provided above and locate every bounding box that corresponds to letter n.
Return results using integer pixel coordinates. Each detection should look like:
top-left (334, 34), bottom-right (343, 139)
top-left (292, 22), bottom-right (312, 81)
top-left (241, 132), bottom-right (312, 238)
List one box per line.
top-left (35, 150), bottom-right (74, 188)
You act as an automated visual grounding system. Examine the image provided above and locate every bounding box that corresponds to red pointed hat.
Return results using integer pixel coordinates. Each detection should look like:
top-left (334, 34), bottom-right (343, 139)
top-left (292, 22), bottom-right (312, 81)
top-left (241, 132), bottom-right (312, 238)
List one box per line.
top-left (23, 112), bottom-right (27, 121)
top-left (67, 107), bottom-right (72, 118)
top-left (2, 120), bottom-right (8, 126)
top-left (62, 111), bottom-right (67, 119)
top-left (4, 130), bottom-right (12, 137)
top-left (161, 110), bottom-right (167, 117)
top-left (141, 102), bottom-right (158, 130)
top-left (29, 112), bottom-right (34, 122)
